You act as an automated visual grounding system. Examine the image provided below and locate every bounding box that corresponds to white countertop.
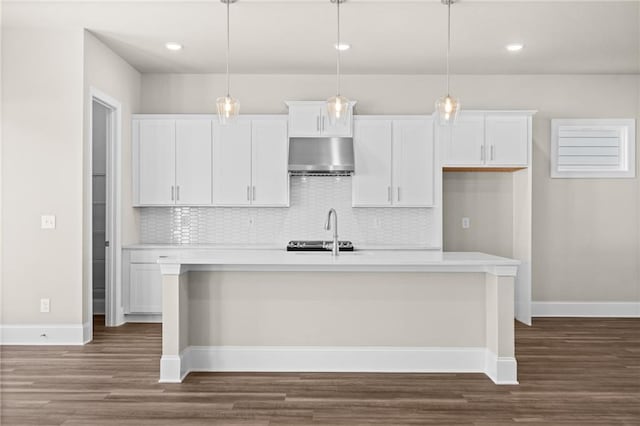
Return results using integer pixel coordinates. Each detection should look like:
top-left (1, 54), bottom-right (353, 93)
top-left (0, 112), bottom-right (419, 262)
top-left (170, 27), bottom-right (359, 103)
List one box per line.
top-left (156, 250), bottom-right (520, 276)
top-left (123, 244), bottom-right (439, 250)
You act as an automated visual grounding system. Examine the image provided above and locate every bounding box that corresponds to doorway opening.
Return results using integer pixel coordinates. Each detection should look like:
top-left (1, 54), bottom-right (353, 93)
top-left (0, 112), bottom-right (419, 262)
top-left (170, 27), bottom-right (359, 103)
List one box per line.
top-left (87, 89), bottom-right (122, 341)
top-left (92, 101), bottom-right (109, 320)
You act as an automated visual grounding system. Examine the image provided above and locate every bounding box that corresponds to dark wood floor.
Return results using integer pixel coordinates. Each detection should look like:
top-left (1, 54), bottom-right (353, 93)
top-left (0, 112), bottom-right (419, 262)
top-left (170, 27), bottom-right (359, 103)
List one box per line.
top-left (1, 317), bottom-right (639, 425)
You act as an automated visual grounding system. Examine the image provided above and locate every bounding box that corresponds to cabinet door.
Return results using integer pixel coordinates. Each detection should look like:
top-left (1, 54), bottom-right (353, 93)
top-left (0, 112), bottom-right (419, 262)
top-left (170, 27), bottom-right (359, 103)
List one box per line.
top-left (175, 119), bottom-right (213, 205)
top-left (392, 119), bottom-right (434, 207)
top-left (321, 106), bottom-right (353, 137)
top-left (138, 120), bottom-right (176, 205)
top-left (442, 114), bottom-right (485, 166)
top-left (485, 115), bottom-right (528, 166)
top-left (213, 121), bottom-right (252, 206)
top-left (251, 119), bottom-right (289, 206)
top-left (129, 263), bottom-right (162, 314)
top-left (288, 105), bottom-right (321, 137)
top-left (352, 119), bottom-right (393, 206)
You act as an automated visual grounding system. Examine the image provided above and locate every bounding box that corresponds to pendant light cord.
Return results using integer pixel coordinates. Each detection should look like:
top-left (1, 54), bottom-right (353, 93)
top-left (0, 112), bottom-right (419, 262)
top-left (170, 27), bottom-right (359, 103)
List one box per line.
top-left (446, 0), bottom-right (451, 96)
top-left (336, 0), bottom-right (341, 96)
top-left (226, 0), bottom-right (231, 98)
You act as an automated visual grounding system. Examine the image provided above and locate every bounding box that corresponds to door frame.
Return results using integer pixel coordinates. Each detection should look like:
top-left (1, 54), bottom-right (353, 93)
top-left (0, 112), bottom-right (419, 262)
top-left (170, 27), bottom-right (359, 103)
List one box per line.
top-left (87, 88), bottom-right (123, 341)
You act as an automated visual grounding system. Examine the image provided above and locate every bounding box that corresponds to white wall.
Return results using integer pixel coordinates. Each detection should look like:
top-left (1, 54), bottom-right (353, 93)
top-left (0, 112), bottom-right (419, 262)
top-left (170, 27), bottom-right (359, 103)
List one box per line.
top-left (141, 73), bottom-right (640, 304)
top-left (83, 31), bottom-right (141, 326)
top-left (2, 27), bottom-right (85, 325)
top-left (0, 27), bottom-right (140, 331)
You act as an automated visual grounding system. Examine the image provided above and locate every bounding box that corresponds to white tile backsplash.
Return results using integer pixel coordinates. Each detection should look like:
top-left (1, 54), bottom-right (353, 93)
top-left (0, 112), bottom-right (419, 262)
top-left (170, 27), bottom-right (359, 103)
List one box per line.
top-left (140, 176), bottom-right (438, 247)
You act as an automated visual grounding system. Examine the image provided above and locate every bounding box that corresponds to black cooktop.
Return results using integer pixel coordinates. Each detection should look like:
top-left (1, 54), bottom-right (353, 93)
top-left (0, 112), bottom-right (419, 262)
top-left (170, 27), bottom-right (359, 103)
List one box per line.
top-left (287, 240), bottom-right (354, 252)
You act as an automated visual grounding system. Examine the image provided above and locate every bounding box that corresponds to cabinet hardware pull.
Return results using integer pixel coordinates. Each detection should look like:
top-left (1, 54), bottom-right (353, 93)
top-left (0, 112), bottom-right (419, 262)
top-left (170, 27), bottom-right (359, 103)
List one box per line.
top-left (322, 116), bottom-right (325, 132)
top-left (491, 145), bottom-right (495, 161)
top-left (317, 116), bottom-right (320, 132)
top-left (387, 186), bottom-right (391, 202)
top-left (397, 187), bottom-right (401, 202)
top-left (252, 186), bottom-right (256, 201)
top-left (247, 186), bottom-right (251, 201)
top-left (481, 146), bottom-right (485, 162)
top-left (171, 186), bottom-right (174, 201)
top-left (176, 186), bottom-right (180, 201)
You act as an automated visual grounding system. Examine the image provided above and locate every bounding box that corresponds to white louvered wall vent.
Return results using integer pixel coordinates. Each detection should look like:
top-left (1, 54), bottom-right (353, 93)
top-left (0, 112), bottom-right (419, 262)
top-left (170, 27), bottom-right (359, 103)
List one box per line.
top-left (551, 119), bottom-right (636, 178)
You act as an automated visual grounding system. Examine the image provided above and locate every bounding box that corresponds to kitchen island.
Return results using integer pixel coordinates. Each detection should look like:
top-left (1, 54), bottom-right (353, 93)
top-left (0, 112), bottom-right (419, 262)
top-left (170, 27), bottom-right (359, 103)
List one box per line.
top-left (157, 250), bottom-right (519, 385)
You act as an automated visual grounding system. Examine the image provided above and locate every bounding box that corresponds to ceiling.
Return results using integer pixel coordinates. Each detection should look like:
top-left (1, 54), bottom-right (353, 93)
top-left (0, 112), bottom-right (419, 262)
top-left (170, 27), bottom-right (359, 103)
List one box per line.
top-left (3, 0), bottom-right (639, 74)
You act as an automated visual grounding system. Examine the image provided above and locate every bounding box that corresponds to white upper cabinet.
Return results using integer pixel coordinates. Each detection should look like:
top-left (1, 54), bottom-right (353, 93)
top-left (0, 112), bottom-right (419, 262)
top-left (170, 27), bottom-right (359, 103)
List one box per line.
top-left (135, 118), bottom-right (213, 206)
top-left (352, 119), bottom-right (393, 206)
top-left (288, 104), bottom-right (322, 137)
top-left (393, 119), bottom-right (434, 207)
top-left (353, 116), bottom-right (435, 208)
top-left (175, 119), bottom-right (213, 205)
top-left (251, 118), bottom-right (289, 206)
top-left (441, 111), bottom-right (533, 167)
top-left (137, 120), bottom-right (176, 205)
top-left (213, 116), bottom-right (290, 207)
top-left (485, 115), bottom-right (529, 166)
top-left (213, 120), bottom-right (253, 206)
top-left (286, 101), bottom-right (355, 137)
top-left (134, 115), bottom-right (289, 208)
top-left (442, 113), bottom-right (485, 166)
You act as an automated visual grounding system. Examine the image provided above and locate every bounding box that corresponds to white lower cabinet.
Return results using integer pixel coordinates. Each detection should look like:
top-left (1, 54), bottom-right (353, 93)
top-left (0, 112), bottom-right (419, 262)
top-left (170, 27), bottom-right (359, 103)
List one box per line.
top-left (128, 263), bottom-right (162, 314)
top-left (353, 116), bottom-right (435, 207)
top-left (123, 249), bottom-right (177, 317)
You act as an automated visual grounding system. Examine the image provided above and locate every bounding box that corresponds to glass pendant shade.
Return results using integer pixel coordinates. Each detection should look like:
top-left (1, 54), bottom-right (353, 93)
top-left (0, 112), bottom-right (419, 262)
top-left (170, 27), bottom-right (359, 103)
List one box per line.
top-left (216, 95), bottom-right (240, 125)
top-left (326, 95), bottom-right (349, 125)
top-left (435, 95), bottom-right (460, 126)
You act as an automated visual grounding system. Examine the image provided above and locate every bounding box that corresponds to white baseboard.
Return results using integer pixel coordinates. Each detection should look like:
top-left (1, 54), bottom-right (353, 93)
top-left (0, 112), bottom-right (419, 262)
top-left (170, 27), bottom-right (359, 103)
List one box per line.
top-left (532, 302), bottom-right (640, 318)
top-left (0, 323), bottom-right (90, 345)
top-left (484, 351), bottom-right (518, 385)
top-left (124, 314), bottom-right (162, 323)
top-left (160, 354), bottom-right (188, 383)
top-left (159, 346), bottom-right (516, 385)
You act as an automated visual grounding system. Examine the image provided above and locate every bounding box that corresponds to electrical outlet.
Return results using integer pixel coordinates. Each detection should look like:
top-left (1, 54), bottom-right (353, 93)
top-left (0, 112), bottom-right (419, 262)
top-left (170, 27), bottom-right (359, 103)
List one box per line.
top-left (462, 217), bottom-right (470, 229)
top-left (373, 218), bottom-right (381, 229)
top-left (41, 215), bottom-right (56, 229)
top-left (40, 298), bottom-right (50, 313)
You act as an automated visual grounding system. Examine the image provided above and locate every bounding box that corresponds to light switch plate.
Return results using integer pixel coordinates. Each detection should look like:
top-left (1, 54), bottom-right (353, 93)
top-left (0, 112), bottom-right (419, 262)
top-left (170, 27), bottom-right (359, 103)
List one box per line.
top-left (41, 215), bottom-right (56, 229)
top-left (40, 298), bottom-right (50, 313)
top-left (462, 217), bottom-right (470, 229)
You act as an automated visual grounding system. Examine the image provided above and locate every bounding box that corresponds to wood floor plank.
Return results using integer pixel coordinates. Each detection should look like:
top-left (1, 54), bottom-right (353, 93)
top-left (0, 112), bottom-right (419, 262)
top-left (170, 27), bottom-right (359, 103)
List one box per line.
top-left (1, 316), bottom-right (639, 425)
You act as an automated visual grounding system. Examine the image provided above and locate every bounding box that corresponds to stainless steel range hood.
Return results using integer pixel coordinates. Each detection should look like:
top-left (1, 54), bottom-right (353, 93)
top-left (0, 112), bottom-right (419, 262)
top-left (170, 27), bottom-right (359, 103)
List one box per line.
top-left (288, 137), bottom-right (354, 175)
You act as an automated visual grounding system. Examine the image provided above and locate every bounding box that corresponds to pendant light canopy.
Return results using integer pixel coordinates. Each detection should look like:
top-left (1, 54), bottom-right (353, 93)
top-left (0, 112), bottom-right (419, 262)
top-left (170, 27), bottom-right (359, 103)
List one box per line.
top-left (435, 0), bottom-right (460, 125)
top-left (217, 0), bottom-right (240, 124)
top-left (326, 0), bottom-right (349, 125)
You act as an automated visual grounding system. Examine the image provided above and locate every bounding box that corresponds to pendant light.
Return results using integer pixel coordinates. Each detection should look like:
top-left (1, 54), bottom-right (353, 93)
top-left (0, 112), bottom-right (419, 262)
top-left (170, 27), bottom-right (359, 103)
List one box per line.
top-left (216, 0), bottom-right (240, 124)
top-left (435, 0), bottom-right (460, 125)
top-left (326, 0), bottom-right (349, 125)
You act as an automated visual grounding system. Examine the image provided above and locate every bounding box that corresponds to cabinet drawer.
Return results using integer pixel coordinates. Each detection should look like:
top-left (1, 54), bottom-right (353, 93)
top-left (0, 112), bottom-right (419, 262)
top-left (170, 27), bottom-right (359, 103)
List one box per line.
top-left (129, 250), bottom-right (180, 264)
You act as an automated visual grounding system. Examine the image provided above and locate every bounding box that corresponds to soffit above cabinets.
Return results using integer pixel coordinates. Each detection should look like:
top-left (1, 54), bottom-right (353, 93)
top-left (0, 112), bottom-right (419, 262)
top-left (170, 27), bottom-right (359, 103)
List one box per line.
top-left (3, 1), bottom-right (638, 74)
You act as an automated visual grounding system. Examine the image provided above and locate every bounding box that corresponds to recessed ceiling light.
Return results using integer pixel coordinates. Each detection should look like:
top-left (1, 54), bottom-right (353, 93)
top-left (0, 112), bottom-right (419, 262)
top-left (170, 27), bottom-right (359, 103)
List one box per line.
top-left (165, 42), bottom-right (183, 51)
top-left (506, 43), bottom-right (524, 52)
top-left (335, 43), bottom-right (351, 51)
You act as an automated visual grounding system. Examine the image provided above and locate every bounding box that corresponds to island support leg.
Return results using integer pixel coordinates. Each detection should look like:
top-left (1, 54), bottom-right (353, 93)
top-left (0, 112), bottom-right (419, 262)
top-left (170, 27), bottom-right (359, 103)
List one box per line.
top-left (485, 272), bottom-right (518, 384)
top-left (159, 266), bottom-right (189, 383)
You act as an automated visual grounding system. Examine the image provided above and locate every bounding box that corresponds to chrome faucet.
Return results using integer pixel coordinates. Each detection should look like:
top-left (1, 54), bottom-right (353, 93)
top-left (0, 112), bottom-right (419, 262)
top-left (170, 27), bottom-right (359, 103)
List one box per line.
top-left (324, 208), bottom-right (339, 256)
